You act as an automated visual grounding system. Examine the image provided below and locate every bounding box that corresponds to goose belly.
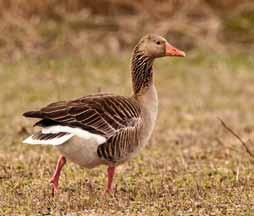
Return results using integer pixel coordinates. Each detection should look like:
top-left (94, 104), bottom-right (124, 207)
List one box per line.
top-left (56, 136), bottom-right (104, 168)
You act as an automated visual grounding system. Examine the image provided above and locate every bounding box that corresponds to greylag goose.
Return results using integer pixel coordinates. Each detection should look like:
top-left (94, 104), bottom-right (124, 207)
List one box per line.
top-left (23, 34), bottom-right (185, 195)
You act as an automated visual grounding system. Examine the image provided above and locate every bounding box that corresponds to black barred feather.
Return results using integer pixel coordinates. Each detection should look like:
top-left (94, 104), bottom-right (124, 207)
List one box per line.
top-left (31, 132), bottom-right (69, 140)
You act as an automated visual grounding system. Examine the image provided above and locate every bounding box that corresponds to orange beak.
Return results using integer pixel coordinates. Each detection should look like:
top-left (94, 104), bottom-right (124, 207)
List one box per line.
top-left (165, 42), bottom-right (185, 57)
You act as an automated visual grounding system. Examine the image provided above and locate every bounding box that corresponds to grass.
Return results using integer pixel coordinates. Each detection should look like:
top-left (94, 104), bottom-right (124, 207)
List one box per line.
top-left (0, 50), bottom-right (254, 215)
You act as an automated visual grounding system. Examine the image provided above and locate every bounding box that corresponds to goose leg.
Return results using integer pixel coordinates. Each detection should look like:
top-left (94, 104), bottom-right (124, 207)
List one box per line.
top-left (106, 166), bottom-right (116, 193)
top-left (50, 155), bottom-right (66, 196)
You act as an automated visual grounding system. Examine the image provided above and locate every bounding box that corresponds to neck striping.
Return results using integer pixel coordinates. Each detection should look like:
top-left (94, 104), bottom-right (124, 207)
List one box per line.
top-left (131, 47), bottom-right (154, 95)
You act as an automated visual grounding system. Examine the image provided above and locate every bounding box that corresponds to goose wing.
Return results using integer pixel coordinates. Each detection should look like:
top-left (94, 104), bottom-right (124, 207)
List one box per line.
top-left (23, 93), bottom-right (142, 142)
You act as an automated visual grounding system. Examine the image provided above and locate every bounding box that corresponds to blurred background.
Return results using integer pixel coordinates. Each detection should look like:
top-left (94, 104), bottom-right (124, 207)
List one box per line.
top-left (0, 0), bottom-right (253, 61)
top-left (1, 0), bottom-right (254, 214)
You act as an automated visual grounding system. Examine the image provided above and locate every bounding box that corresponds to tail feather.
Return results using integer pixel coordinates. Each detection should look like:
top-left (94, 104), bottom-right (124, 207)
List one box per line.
top-left (34, 119), bottom-right (59, 127)
top-left (23, 111), bottom-right (43, 118)
top-left (23, 131), bottom-right (74, 145)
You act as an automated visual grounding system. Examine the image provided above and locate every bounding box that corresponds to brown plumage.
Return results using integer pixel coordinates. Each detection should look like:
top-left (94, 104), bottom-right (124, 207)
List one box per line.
top-left (23, 34), bottom-right (185, 195)
top-left (24, 94), bottom-right (142, 164)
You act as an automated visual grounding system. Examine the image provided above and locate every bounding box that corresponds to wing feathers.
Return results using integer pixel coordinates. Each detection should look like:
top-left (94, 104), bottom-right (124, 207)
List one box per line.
top-left (23, 94), bottom-right (142, 160)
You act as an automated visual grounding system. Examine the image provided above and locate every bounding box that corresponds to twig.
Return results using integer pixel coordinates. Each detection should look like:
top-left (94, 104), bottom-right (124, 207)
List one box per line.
top-left (218, 117), bottom-right (254, 158)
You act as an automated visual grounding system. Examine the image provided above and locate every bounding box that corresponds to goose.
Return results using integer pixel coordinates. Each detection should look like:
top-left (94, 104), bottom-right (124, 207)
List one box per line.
top-left (23, 34), bottom-right (185, 195)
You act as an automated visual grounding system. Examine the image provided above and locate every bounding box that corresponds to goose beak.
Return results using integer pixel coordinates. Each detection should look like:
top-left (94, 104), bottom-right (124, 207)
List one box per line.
top-left (165, 42), bottom-right (185, 57)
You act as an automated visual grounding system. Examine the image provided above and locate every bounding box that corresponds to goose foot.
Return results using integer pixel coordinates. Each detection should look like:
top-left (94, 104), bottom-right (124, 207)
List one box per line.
top-left (50, 155), bottom-right (66, 197)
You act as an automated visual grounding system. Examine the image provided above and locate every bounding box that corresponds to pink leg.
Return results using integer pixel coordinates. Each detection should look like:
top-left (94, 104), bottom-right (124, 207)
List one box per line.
top-left (106, 166), bottom-right (116, 193)
top-left (50, 155), bottom-right (66, 197)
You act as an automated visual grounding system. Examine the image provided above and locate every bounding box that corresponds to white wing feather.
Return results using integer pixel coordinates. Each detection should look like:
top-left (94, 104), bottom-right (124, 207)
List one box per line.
top-left (23, 125), bottom-right (106, 145)
top-left (23, 133), bottom-right (74, 145)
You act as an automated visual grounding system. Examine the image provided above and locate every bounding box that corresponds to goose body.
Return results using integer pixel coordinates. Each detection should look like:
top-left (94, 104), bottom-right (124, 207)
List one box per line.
top-left (60, 86), bottom-right (157, 168)
top-left (23, 34), bottom-right (185, 194)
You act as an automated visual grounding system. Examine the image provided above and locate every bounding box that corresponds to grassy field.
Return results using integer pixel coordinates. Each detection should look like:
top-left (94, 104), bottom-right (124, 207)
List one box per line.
top-left (0, 50), bottom-right (254, 215)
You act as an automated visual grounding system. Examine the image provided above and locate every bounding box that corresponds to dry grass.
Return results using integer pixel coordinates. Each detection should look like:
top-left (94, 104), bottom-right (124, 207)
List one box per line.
top-left (0, 0), bottom-right (254, 61)
top-left (0, 50), bottom-right (254, 215)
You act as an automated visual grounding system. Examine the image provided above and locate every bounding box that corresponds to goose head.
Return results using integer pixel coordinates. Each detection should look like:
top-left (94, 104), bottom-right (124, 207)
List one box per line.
top-left (137, 34), bottom-right (185, 58)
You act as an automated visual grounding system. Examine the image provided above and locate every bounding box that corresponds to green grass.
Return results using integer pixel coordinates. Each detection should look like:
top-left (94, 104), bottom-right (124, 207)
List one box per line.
top-left (0, 51), bottom-right (254, 215)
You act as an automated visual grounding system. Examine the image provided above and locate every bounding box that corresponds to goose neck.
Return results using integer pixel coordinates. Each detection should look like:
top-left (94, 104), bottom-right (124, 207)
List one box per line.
top-left (131, 49), bottom-right (154, 96)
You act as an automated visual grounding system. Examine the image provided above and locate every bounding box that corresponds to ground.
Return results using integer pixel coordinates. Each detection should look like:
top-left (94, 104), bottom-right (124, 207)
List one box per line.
top-left (0, 51), bottom-right (254, 215)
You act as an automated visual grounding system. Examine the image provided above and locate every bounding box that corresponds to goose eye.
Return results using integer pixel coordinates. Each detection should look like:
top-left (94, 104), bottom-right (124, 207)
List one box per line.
top-left (156, 41), bottom-right (161, 45)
